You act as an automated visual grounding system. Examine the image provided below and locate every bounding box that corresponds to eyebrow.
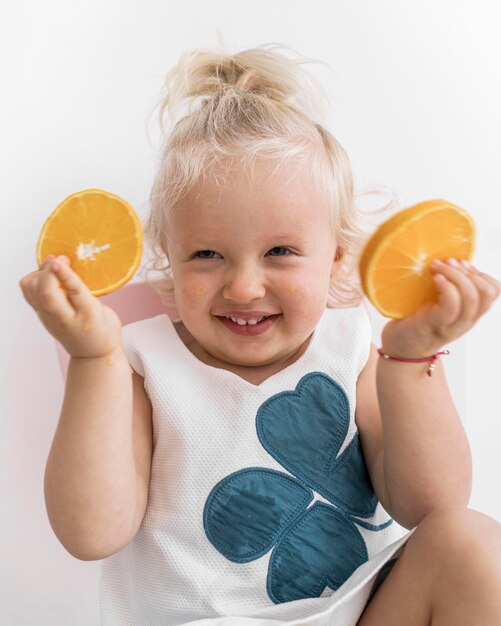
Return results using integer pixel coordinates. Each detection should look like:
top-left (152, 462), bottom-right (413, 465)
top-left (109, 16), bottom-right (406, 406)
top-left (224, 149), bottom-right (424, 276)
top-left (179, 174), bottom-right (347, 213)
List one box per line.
top-left (182, 234), bottom-right (309, 245)
top-left (270, 233), bottom-right (308, 241)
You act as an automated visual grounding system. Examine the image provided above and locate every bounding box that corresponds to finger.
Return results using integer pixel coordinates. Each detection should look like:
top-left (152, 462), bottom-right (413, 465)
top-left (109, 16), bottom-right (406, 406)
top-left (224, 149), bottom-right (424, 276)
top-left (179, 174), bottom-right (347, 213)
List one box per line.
top-left (20, 260), bottom-right (62, 306)
top-left (36, 264), bottom-right (77, 321)
top-left (430, 259), bottom-right (481, 323)
top-left (48, 257), bottom-right (94, 310)
top-left (459, 261), bottom-right (501, 316)
top-left (427, 271), bottom-right (463, 328)
top-left (38, 258), bottom-right (92, 319)
top-left (38, 254), bottom-right (56, 270)
top-left (19, 271), bottom-right (43, 311)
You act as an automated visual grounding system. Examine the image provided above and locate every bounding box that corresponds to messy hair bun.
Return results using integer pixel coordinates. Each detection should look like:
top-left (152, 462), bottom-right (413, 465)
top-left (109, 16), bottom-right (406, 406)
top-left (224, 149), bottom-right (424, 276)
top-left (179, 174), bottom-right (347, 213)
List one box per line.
top-left (155, 43), bottom-right (329, 132)
top-left (142, 43), bottom-right (395, 311)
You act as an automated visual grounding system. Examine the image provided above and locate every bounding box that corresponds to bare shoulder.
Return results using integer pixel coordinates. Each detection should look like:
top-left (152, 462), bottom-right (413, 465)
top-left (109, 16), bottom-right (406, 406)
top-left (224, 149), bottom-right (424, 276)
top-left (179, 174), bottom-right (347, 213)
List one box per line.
top-left (131, 370), bottom-right (153, 532)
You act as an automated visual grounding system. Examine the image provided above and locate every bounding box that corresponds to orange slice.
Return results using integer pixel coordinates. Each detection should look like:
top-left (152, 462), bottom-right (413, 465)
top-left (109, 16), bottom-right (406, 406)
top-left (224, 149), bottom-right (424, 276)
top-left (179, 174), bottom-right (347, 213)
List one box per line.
top-left (36, 189), bottom-right (143, 296)
top-left (359, 199), bottom-right (475, 319)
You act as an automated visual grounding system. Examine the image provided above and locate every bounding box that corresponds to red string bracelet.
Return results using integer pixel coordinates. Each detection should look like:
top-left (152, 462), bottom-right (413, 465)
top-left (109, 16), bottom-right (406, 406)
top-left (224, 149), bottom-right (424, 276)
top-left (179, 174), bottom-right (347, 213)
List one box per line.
top-left (377, 348), bottom-right (450, 377)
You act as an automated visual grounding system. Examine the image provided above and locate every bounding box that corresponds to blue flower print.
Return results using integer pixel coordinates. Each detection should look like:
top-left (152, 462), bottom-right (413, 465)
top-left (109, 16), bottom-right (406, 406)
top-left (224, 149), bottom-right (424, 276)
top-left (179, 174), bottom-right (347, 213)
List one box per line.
top-left (203, 372), bottom-right (392, 604)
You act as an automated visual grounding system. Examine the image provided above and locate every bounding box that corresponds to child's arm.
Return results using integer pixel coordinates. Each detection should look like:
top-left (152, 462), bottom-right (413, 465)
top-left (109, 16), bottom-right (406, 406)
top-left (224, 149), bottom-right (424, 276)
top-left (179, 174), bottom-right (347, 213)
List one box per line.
top-left (20, 255), bottom-right (153, 560)
top-left (356, 258), bottom-right (500, 529)
top-left (44, 353), bottom-right (152, 561)
top-left (356, 344), bottom-right (471, 529)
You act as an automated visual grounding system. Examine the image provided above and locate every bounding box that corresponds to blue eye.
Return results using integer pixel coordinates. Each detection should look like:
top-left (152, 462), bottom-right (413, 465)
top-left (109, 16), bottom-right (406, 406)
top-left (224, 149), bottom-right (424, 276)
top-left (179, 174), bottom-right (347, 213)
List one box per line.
top-left (195, 250), bottom-right (220, 259)
top-left (268, 247), bottom-right (290, 256)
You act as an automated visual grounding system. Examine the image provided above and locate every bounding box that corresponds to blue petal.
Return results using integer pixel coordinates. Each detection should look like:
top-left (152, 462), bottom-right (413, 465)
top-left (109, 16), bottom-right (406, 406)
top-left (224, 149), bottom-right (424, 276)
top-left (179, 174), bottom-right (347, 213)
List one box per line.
top-left (203, 468), bottom-right (313, 562)
top-left (268, 502), bottom-right (368, 603)
top-left (256, 373), bottom-right (378, 517)
top-left (328, 433), bottom-right (379, 517)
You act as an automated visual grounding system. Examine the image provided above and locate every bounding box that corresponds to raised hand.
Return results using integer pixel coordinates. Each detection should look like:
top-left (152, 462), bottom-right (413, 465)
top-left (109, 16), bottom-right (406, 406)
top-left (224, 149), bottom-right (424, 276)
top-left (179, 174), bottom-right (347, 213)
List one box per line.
top-left (19, 254), bottom-right (123, 359)
top-left (381, 258), bottom-right (501, 358)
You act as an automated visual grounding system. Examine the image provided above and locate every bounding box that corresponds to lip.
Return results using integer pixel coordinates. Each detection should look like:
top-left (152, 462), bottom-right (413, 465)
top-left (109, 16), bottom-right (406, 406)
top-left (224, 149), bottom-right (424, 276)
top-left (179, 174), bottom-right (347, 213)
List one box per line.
top-left (215, 310), bottom-right (279, 320)
top-left (216, 313), bottom-right (281, 336)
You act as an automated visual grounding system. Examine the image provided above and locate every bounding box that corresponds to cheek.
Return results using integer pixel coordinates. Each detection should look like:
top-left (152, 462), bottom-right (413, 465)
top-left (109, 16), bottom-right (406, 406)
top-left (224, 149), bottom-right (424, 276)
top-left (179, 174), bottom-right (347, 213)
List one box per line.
top-left (173, 273), bottom-right (212, 315)
top-left (190, 284), bottom-right (210, 297)
top-left (281, 264), bottom-right (331, 299)
top-left (280, 280), bottom-right (326, 319)
top-left (283, 281), bottom-right (299, 294)
top-left (279, 265), bottom-right (331, 318)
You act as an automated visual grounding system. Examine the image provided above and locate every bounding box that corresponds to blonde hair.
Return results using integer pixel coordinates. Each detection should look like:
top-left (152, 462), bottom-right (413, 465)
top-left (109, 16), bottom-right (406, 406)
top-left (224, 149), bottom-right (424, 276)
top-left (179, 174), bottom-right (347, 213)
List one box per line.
top-left (141, 43), bottom-right (397, 309)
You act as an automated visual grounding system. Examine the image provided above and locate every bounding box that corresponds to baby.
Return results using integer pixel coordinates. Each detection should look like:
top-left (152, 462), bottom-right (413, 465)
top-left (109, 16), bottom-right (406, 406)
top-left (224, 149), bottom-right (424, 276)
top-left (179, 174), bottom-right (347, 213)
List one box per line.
top-left (20, 44), bottom-right (501, 626)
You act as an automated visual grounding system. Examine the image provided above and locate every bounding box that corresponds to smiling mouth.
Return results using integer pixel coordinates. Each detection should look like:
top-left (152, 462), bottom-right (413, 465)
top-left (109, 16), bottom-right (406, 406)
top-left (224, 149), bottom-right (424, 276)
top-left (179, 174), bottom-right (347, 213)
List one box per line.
top-left (216, 314), bottom-right (281, 335)
top-left (223, 315), bottom-right (269, 326)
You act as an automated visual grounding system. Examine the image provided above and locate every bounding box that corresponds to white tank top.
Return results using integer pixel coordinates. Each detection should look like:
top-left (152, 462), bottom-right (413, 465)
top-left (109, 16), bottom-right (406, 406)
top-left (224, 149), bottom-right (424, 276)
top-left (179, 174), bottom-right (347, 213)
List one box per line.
top-left (99, 305), bottom-right (408, 625)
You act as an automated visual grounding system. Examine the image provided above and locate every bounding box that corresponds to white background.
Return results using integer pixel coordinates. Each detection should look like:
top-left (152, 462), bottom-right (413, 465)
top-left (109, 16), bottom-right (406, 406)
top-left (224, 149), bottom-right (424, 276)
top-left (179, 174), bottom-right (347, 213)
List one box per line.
top-left (2, 1), bottom-right (500, 624)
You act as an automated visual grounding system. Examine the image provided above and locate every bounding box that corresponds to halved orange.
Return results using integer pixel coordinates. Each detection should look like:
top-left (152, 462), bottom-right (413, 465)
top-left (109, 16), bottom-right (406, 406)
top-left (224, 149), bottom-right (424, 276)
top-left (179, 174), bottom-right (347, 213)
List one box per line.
top-left (359, 199), bottom-right (475, 319)
top-left (36, 189), bottom-right (143, 296)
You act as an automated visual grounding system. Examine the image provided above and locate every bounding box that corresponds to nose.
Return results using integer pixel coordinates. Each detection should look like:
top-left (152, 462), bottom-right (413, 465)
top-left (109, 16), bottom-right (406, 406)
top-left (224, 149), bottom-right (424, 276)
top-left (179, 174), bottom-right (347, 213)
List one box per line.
top-left (222, 264), bottom-right (266, 304)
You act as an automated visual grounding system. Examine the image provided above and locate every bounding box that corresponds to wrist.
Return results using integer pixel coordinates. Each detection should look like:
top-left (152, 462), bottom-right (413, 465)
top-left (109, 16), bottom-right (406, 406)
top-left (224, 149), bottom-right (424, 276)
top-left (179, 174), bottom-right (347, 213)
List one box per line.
top-left (70, 345), bottom-right (127, 363)
top-left (379, 343), bottom-right (445, 359)
top-left (377, 347), bottom-right (450, 377)
top-left (380, 324), bottom-right (446, 359)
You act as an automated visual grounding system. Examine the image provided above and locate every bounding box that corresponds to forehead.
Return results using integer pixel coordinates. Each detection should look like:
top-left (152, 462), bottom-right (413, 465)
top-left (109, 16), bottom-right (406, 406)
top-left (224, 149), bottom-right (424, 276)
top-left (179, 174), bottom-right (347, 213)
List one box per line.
top-left (171, 160), bottom-right (330, 237)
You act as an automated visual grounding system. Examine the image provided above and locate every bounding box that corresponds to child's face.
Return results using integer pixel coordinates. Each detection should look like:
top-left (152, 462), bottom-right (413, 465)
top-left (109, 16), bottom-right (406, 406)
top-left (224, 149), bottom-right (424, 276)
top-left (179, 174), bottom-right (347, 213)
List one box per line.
top-left (166, 160), bottom-right (340, 375)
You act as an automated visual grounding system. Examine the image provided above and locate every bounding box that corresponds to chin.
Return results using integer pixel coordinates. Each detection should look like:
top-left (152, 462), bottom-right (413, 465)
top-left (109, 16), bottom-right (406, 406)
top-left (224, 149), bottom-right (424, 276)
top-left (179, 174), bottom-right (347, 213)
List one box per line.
top-left (214, 346), bottom-right (277, 368)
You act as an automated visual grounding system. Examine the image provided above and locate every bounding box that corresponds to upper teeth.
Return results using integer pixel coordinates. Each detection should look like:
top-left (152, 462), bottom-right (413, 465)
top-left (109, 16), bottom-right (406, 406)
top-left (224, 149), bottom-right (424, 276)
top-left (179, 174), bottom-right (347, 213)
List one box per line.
top-left (225, 315), bottom-right (267, 326)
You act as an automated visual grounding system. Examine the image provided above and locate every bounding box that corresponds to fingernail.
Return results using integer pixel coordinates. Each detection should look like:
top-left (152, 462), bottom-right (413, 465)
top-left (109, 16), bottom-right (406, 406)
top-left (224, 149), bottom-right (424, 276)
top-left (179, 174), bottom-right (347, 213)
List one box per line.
top-left (40, 255), bottom-right (54, 268)
top-left (446, 258), bottom-right (461, 267)
top-left (431, 259), bottom-right (443, 266)
top-left (460, 259), bottom-right (480, 273)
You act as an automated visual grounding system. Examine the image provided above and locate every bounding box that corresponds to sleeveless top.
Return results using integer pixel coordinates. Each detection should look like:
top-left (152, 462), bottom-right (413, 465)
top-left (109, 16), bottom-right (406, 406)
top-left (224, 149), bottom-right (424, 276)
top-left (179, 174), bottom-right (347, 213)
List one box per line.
top-left (99, 306), bottom-right (409, 626)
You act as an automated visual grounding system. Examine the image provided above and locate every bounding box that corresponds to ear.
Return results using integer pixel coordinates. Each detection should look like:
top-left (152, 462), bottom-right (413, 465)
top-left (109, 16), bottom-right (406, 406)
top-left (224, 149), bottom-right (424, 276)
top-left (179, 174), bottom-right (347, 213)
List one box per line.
top-left (330, 246), bottom-right (345, 277)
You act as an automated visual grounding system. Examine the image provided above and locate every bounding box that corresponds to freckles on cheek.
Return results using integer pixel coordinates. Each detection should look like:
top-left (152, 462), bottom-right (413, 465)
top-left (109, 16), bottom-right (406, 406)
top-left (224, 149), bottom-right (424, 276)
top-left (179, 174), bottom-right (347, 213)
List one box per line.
top-left (282, 276), bottom-right (329, 313)
top-left (191, 284), bottom-right (209, 297)
top-left (178, 281), bottom-right (209, 300)
top-left (283, 283), bottom-right (319, 320)
top-left (282, 279), bottom-right (310, 297)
